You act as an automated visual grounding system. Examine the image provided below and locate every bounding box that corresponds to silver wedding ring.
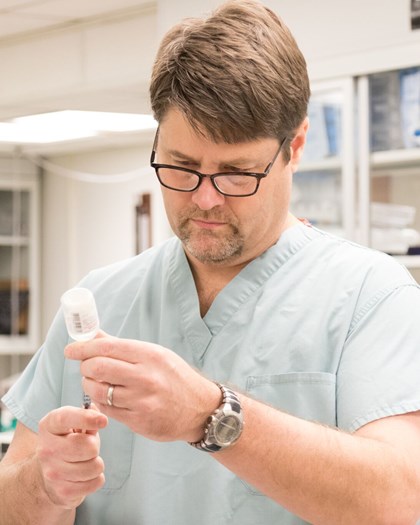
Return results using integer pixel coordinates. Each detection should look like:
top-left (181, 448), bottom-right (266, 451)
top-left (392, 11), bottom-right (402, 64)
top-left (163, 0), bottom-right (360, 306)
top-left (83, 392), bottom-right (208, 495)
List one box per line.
top-left (107, 384), bottom-right (115, 407)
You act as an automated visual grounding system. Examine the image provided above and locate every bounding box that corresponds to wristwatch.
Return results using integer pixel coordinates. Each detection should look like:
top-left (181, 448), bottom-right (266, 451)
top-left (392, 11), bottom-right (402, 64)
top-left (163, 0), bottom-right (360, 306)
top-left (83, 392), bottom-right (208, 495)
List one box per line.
top-left (189, 383), bottom-right (244, 453)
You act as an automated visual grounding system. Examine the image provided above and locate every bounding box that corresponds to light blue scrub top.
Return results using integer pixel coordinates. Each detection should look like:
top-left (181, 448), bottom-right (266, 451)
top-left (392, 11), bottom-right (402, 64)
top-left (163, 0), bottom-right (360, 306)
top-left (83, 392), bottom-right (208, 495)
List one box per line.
top-left (3, 223), bottom-right (420, 525)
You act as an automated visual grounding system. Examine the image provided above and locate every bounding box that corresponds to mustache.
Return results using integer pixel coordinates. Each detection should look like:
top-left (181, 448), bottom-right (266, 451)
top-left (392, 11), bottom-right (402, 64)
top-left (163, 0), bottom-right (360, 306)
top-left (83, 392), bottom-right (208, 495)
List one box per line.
top-left (181, 207), bottom-right (234, 223)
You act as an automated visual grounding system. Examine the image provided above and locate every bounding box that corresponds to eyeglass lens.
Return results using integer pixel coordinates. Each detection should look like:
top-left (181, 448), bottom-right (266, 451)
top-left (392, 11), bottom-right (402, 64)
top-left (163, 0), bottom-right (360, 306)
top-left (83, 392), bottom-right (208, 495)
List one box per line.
top-left (156, 167), bottom-right (259, 196)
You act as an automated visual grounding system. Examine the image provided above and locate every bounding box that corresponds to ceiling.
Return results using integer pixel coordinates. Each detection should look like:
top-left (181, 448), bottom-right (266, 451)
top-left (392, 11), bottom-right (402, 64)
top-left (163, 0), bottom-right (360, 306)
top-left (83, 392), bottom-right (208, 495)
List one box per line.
top-left (0, 0), bottom-right (157, 153)
top-left (0, 0), bottom-right (153, 41)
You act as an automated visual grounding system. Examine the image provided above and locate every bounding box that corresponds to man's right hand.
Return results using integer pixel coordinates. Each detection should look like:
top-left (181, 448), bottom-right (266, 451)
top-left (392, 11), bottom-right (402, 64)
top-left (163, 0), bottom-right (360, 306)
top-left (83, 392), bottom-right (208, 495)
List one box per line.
top-left (36, 405), bottom-right (108, 509)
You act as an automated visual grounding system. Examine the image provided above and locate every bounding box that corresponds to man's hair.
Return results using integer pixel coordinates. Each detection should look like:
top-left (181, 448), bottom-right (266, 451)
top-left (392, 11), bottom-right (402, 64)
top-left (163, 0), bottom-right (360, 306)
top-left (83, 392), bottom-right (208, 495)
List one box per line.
top-left (149, 0), bottom-right (310, 161)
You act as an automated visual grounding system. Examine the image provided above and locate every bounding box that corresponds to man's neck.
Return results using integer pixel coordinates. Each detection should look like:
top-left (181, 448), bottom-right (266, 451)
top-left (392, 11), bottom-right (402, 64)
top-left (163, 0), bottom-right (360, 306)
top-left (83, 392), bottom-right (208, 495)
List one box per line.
top-left (185, 214), bottom-right (300, 316)
top-left (187, 258), bottom-right (246, 317)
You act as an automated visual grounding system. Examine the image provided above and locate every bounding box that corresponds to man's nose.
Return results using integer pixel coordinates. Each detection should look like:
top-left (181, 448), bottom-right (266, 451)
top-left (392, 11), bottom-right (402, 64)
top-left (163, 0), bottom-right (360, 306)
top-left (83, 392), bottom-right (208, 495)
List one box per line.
top-left (191, 176), bottom-right (226, 210)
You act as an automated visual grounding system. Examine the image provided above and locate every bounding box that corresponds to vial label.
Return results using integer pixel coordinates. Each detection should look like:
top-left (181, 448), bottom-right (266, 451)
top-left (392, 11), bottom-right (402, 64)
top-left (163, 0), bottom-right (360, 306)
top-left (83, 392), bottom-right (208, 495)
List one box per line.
top-left (72, 313), bottom-right (83, 333)
top-left (61, 288), bottom-right (100, 342)
top-left (67, 312), bottom-right (98, 340)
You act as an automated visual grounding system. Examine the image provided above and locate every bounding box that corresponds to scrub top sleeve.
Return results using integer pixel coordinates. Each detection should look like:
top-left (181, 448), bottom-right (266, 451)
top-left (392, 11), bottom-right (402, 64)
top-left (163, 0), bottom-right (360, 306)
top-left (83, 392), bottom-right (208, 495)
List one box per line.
top-left (1, 308), bottom-right (70, 433)
top-left (337, 283), bottom-right (420, 433)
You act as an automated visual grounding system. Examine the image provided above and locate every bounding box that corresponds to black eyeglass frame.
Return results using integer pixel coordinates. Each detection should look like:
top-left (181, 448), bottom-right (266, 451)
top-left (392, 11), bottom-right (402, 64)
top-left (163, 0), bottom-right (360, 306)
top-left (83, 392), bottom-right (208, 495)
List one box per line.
top-left (150, 131), bottom-right (286, 198)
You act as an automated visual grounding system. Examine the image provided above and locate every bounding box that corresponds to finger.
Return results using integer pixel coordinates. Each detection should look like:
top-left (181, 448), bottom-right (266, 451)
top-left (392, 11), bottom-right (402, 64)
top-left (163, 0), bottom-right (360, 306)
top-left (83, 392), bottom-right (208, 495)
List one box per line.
top-left (58, 432), bottom-right (101, 463)
top-left (39, 406), bottom-right (108, 436)
top-left (65, 336), bottom-right (157, 364)
top-left (74, 403), bottom-right (107, 435)
top-left (96, 403), bottom-right (131, 426)
top-left (81, 356), bottom-right (134, 385)
top-left (94, 329), bottom-right (108, 338)
top-left (56, 457), bottom-right (105, 483)
top-left (82, 402), bottom-right (107, 435)
top-left (39, 433), bottom-right (101, 467)
top-left (83, 378), bottom-right (130, 410)
top-left (45, 474), bottom-right (106, 508)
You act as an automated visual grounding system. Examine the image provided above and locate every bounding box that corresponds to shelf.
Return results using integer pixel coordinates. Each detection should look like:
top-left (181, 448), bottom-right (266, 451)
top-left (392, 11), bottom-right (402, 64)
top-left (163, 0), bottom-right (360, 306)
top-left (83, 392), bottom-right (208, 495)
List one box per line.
top-left (298, 156), bottom-right (342, 173)
top-left (0, 236), bottom-right (30, 246)
top-left (371, 148), bottom-right (420, 177)
top-left (394, 255), bottom-right (420, 269)
top-left (0, 335), bottom-right (35, 354)
top-left (0, 431), bottom-right (14, 444)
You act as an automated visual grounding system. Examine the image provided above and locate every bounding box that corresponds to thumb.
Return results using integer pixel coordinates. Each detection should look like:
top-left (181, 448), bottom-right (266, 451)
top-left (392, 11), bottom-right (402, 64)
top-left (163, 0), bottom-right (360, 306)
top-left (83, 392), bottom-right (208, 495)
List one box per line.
top-left (86, 402), bottom-right (104, 413)
top-left (83, 403), bottom-right (108, 435)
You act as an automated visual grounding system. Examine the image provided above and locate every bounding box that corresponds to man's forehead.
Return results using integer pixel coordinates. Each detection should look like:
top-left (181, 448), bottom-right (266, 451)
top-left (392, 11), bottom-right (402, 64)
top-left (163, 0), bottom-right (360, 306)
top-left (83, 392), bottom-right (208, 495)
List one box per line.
top-left (157, 120), bottom-right (277, 165)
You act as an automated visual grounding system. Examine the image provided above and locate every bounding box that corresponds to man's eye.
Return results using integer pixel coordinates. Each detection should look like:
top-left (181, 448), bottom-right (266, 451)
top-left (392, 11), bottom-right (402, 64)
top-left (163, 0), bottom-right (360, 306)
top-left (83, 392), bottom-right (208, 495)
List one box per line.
top-left (224, 166), bottom-right (252, 173)
top-left (177, 161), bottom-right (197, 168)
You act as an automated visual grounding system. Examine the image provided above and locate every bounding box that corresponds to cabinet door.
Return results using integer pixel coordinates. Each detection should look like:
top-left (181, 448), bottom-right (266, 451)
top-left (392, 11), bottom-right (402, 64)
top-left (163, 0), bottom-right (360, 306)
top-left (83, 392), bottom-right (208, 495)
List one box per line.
top-left (358, 68), bottom-right (420, 282)
top-left (0, 177), bottom-right (39, 353)
top-left (292, 78), bottom-right (356, 240)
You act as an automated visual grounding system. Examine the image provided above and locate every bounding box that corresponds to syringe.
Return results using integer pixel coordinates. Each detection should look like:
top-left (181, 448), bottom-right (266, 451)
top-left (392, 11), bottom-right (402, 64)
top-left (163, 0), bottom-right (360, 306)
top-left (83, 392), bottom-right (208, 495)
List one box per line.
top-left (61, 287), bottom-right (100, 409)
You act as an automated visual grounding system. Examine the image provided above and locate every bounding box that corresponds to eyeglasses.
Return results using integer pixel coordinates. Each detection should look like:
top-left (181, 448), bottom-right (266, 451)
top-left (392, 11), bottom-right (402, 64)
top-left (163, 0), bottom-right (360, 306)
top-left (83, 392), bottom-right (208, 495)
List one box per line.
top-left (150, 131), bottom-right (286, 197)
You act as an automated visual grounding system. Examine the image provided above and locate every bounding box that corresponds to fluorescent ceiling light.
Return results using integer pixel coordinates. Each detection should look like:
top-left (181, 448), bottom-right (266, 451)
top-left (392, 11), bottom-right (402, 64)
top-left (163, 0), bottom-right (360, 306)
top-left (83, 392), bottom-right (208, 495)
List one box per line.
top-left (0, 111), bottom-right (157, 144)
top-left (0, 122), bottom-right (96, 143)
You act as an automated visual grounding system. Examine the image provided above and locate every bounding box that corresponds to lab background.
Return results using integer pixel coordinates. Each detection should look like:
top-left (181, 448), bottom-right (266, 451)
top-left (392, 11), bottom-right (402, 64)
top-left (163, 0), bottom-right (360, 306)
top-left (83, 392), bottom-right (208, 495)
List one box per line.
top-left (0, 0), bottom-right (420, 416)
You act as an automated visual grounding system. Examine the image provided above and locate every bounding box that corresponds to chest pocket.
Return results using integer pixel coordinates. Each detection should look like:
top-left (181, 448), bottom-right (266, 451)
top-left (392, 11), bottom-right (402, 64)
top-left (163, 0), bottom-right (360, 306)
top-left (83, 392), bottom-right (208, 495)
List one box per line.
top-left (246, 372), bottom-right (337, 425)
top-left (234, 372), bottom-right (336, 498)
top-left (99, 419), bottom-right (134, 492)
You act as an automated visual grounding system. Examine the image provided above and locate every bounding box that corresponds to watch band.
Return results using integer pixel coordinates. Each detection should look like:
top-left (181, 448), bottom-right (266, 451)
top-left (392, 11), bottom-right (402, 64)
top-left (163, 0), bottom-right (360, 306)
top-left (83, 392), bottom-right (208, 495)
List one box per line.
top-left (189, 383), bottom-right (243, 453)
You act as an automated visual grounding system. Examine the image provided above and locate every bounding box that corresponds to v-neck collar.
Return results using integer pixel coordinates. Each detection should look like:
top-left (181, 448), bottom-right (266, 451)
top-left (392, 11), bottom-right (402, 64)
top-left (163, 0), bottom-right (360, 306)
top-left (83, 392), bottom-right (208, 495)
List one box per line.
top-left (168, 222), bottom-right (317, 352)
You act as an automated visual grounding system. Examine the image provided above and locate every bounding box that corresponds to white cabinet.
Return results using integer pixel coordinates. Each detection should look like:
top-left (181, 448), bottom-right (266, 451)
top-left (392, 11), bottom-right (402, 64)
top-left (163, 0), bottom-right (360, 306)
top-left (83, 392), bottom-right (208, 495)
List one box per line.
top-left (358, 66), bottom-right (420, 282)
top-left (0, 157), bottom-right (40, 354)
top-left (293, 78), bottom-right (356, 240)
top-left (295, 67), bottom-right (420, 282)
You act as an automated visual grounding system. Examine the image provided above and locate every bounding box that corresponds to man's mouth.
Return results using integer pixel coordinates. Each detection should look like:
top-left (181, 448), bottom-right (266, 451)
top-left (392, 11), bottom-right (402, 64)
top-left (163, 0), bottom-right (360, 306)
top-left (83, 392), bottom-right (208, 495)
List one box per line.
top-left (191, 218), bottom-right (227, 230)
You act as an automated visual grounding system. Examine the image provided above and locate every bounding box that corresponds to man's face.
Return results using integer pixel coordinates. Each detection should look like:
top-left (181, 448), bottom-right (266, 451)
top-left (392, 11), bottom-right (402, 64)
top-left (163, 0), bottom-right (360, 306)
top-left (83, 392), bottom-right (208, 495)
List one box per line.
top-left (155, 108), bottom-right (299, 268)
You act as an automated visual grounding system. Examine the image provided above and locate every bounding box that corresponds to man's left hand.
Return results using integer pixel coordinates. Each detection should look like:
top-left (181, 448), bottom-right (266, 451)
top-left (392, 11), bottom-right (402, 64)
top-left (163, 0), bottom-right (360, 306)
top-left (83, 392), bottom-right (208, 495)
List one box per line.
top-left (64, 332), bottom-right (221, 443)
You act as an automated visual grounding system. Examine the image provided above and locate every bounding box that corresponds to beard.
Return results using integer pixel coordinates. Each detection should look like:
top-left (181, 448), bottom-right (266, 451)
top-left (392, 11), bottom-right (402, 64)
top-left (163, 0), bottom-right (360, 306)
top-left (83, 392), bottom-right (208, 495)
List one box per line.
top-left (175, 207), bottom-right (245, 264)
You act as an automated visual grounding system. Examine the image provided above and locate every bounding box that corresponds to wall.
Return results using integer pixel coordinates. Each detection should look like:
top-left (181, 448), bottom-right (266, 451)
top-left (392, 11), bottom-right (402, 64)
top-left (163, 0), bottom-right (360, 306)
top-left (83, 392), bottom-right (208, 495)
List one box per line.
top-left (40, 140), bottom-right (170, 336)
top-left (265, 0), bottom-right (420, 79)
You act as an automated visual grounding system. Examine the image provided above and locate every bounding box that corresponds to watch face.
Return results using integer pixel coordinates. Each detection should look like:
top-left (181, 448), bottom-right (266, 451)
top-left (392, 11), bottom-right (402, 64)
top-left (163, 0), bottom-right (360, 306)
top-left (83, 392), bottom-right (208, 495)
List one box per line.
top-left (214, 414), bottom-right (242, 444)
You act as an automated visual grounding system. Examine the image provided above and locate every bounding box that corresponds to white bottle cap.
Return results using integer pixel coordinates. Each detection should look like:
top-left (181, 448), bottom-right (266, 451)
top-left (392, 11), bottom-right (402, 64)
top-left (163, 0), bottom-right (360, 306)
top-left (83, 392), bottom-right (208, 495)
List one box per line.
top-left (61, 287), bottom-right (100, 342)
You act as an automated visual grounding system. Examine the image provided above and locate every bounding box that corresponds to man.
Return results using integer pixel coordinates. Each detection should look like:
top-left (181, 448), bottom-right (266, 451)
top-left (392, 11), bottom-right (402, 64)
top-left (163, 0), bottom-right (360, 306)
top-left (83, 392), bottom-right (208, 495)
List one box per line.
top-left (1, 1), bottom-right (420, 524)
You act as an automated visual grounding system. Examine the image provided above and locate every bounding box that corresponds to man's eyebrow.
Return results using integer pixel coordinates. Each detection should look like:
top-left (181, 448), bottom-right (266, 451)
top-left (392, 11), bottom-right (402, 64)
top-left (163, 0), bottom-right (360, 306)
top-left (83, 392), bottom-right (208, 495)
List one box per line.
top-left (167, 149), bottom-right (196, 161)
top-left (167, 148), bottom-right (259, 167)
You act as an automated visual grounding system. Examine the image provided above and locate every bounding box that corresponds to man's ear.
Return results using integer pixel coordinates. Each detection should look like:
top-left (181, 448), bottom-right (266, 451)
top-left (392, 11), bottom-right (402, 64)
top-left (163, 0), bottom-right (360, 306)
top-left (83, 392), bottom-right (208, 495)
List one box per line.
top-left (289, 117), bottom-right (309, 173)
